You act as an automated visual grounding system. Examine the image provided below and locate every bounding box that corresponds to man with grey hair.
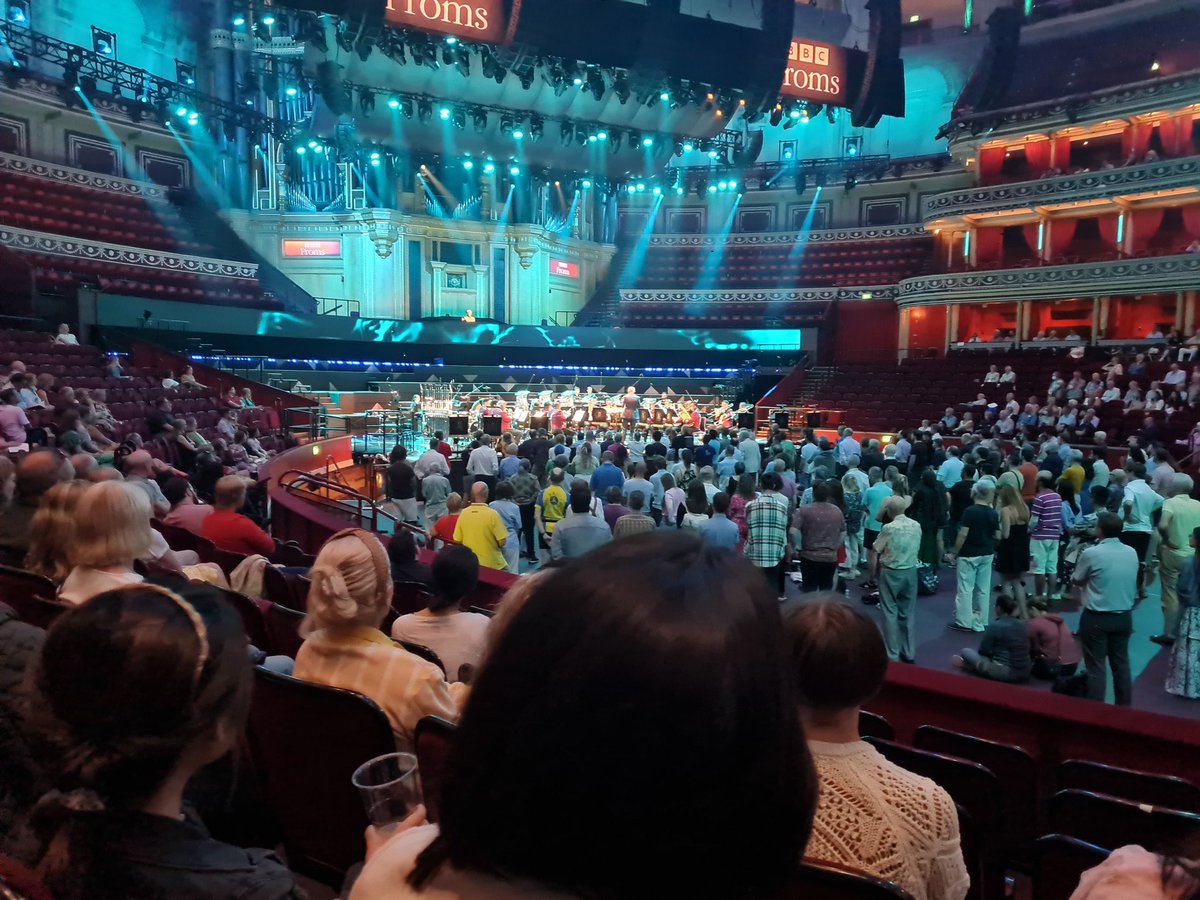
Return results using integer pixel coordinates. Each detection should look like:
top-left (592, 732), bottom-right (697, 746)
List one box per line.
top-left (70, 452), bottom-right (98, 480)
top-left (837, 427), bottom-right (862, 467)
top-left (873, 495), bottom-right (923, 663)
top-left (1154, 471), bottom-right (1200, 645)
top-left (738, 429), bottom-right (761, 479)
top-left (124, 449), bottom-right (170, 518)
top-left (949, 480), bottom-right (1000, 633)
top-left (844, 455), bottom-right (868, 494)
top-left (0, 449), bottom-right (73, 560)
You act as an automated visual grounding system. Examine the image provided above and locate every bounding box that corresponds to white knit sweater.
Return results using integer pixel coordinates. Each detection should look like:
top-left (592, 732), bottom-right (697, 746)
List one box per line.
top-left (805, 740), bottom-right (970, 900)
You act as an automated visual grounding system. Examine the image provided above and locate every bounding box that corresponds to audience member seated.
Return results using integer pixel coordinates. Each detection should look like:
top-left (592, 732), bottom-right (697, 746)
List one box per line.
top-left (788, 598), bottom-right (969, 900)
top-left (11, 584), bottom-right (302, 899)
top-left (122, 450), bottom-right (170, 518)
top-left (352, 533), bottom-right (815, 900)
top-left (58, 482), bottom-right (151, 605)
top-left (431, 492), bottom-right (463, 549)
top-left (388, 529), bottom-right (433, 588)
top-left (1073, 843), bottom-right (1199, 899)
top-left (23, 480), bottom-right (89, 584)
top-left (52, 323), bottom-right (78, 346)
top-left (161, 476), bottom-right (214, 536)
top-left (0, 451), bottom-right (73, 564)
top-left (391, 544), bottom-right (490, 683)
top-left (951, 594), bottom-right (1033, 683)
top-left (293, 528), bottom-right (463, 751)
top-left (200, 476), bottom-right (274, 557)
top-left (0, 389), bottom-right (29, 451)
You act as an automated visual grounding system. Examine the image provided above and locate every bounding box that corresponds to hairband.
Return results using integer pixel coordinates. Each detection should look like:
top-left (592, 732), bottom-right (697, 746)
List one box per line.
top-left (136, 584), bottom-right (209, 692)
top-left (328, 528), bottom-right (391, 604)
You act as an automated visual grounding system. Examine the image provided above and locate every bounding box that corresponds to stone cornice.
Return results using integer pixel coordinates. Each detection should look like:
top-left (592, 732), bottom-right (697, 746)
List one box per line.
top-left (941, 69), bottom-right (1200, 150)
top-left (0, 227), bottom-right (259, 279)
top-left (923, 155), bottom-right (1200, 224)
top-left (620, 286), bottom-right (897, 303)
top-left (897, 254), bottom-right (1200, 306)
top-left (647, 224), bottom-right (928, 247)
top-left (0, 151), bottom-right (170, 201)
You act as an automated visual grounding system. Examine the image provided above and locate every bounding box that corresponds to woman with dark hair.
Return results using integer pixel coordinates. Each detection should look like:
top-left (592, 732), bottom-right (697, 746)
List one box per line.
top-left (391, 544), bottom-right (489, 683)
top-left (1058, 480), bottom-right (1081, 533)
top-left (13, 584), bottom-right (301, 899)
top-left (680, 480), bottom-right (710, 531)
top-left (789, 597), bottom-right (969, 900)
top-left (728, 471), bottom-right (757, 553)
top-left (910, 468), bottom-right (949, 568)
top-left (1167, 526), bottom-right (1200, 699)
top-left (353, 533), bottom-right (818, 899)
top-left (387, 529), bottom-right (433, 588)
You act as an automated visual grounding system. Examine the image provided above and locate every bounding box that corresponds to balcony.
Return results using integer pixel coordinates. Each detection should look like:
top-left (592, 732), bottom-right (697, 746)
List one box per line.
top-left (896, 253), bottom-right (1200, 306)
top-left (923, 155), bottom-right (1200, 225)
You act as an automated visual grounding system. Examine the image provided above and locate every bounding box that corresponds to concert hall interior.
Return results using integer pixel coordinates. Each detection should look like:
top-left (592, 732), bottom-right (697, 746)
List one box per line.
top-left (1, 0), bottom-right (1200, 897)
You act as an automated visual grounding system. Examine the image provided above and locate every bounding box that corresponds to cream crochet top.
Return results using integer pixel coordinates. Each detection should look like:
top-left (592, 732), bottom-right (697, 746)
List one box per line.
top-left (805, 740), bottom-right (970, 900)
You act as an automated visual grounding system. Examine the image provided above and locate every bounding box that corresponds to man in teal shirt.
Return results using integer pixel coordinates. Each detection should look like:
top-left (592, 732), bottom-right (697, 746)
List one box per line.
top-left (862, 466), bottom-right (893, 589)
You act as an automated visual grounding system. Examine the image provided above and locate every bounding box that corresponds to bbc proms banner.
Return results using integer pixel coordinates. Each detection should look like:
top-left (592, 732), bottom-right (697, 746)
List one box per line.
top-left (255, 312), bottom-right (803, 353)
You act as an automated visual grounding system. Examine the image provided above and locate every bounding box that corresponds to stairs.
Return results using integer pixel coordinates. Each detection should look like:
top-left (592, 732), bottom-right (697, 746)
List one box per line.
top-left (573, 240), bottom-right (637, 326)
top-left (792, 366), bottom-right (838, 405)
top-left (168, 190), bottom-right (318, 315)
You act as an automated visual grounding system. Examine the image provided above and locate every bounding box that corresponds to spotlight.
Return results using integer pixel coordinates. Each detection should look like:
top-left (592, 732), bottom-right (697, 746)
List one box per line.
top-left (596, 130), bottom-right (608, 141)
top-left (613, 71), bottom-right (630, 104)
top-left (473, 108), bottom-right (489, 132)
top-left (358, 87), bottom-right (375, 114)
top-left (675, 185), bottom-right (684, 195)
top-left (77, 74), bottom-right (96, 99)
top-left (417, 99), bottom-right (432, 122)
top-left (176, 61), bottom-right (196, 87)
top-left (627, 184), bottom-right (636, 194)
top-left (1150, 60), bottom-right (1160, 72)
top-left (262, 14), bottom-right (275, 25)
top-left (388, 96), bottom-right (400, 109)
top-left (175, 104), bottom-right (189, 117)
top-left (582, 179), bottom-right (592, 187)
top-left (660, 90), bottom-right (670, 101)
top-left (718, 180), bottom-right (728, 191)
top-left (438, 106), bottom-right (450, 120)
top-left (295, 145), bottom-right (306, 155)
top-left (369, 150), bottom-right (381, 160)
top-left (635, 182), bottom-right (645, 192)
top-left (233, 14), bottom-right (246, 25)
top-left (285, 85), bottom-right (298, 98)
top-left (483, 160), bottom-right (495, 173)
top-left (370, 156), bottom-right (381, 167)
top-left (445, 36), bottom-right (457, 44)
top-left (708, 149), bottom-right (719, 159)
top-left (529, 116), bottom-right (543, 142)
top-left (653, 186), bottom-right (662, 195)
top-left (728, 179), bottom-right (738, 189)
top-left (789, 108), bottom-right (801, 119)
top-left (682, 141), bottom-right (694, 152)
top-left (356, 35), bottom-right (373, 62)
top-left (452, 107), bottom-right (465, 129)
top-left (463, 159), bottom-right (474, 170)
top-left (769, 104), bottom-right (783, 127)
top-left (509, 164), bottom-right (520, 176)
top-left (517, 67), bottom-right (533, 90)
top-left (7, 0), bottom-right (28, 25)
top-left (843, 136), bottom-right (862, 157)
top-left (707, 184), bottom-right (717, 193)
top-left (91, 26), bottom-right (117, 58)
top-left (585, 66), bottom-right (605, 101)
top-left (512, 128), bottom-right (524, 139)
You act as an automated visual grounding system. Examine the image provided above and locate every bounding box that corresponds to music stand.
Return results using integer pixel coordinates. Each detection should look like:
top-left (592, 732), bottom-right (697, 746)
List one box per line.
top-left (774, 411), bottom-right (790, 429)
top-left (530, 416), bottom-right (549, 432)
top-left (448, 416), bottom-right (469, 437)
top-left (737, 412), bottom-right (755, 430)
top-left (481, 417), bottom-right (502, 437)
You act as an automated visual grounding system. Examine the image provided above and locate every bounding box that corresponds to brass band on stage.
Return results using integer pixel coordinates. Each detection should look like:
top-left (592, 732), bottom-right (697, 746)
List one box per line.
top-left (383, 388), bottom-right (740, 436)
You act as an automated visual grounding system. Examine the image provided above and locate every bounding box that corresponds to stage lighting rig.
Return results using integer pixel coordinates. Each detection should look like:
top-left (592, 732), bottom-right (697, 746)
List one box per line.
top-left (417, 99), bottom-right (432, 122)
top-left (355, 34), bottom-right (373, 62)
top-left (176, 61), bottom-right (195, 87)
top-left (378, 31), bottom-right (406, 64)
top-left (613, 71), bottom-right (630, 104)
top-left (91, 26), bottom-right (116, 59)
top-left (585, 66), bottom-right (605, 101)
top-left (7, 0), bottom-right (28, 25)
top-left (358, 86), bottom-right (374, 114)
top-left (528, 115), bottom-right (543, 142)
top-left (472, 107), bottom-right (489, 132)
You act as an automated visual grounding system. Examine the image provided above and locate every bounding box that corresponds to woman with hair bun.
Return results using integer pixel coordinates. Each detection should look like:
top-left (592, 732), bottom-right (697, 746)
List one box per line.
top-left (14, 583), bottom-right (302, 899)
top-left (294, 528), bottom-right (463, 751)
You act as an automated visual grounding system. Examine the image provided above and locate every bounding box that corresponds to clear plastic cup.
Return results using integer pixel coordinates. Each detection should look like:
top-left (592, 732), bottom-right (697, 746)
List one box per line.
top-left (351, 752), bottom-right (422, 827)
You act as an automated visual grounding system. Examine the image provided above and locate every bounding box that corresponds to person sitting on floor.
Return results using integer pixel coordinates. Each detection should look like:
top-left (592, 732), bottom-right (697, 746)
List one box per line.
top-left (294, 528), bottom-right (463, 751)
top-left (1027, 596), bottom-right (1081, 680)
top-left (391, 544), bottom-right (490, 683)
top-left (952, 594), bottom-right (1033, 683)
top-left (788, 597), bottom-right (970, 900)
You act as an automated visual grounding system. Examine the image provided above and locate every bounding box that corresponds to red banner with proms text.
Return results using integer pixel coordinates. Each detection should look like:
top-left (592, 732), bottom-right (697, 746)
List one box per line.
top-left (385, 0), bottom-right (507, 44)
top-left (780, 39), bottom-right (850, 106)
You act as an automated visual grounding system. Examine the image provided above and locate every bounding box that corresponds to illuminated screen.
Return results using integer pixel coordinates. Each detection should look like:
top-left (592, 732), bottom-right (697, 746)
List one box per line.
top-left (255, 313), bottom-right (803, 353)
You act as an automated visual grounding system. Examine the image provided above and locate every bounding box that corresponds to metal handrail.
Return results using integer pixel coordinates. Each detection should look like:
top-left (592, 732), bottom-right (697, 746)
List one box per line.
top-left (279, 469), bottom-right (426, 540)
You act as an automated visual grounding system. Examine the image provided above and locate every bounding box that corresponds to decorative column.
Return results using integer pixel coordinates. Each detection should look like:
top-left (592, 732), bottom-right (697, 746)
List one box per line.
top-left (1016, 301), bottom-right (1027, 343)
top-left (948, 304), bottom-right (961, 346)
top-left (898, 308), bottom-right (911, 360)
top-left (1098, 296), bottom-right (1111, 341)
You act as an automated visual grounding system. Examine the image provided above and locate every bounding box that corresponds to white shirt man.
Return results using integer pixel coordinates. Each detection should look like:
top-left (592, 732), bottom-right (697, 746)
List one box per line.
top-left (838, 430), bottom-right (862, 466)
top-left (1164, 365), bottom-right (1187, 388)
top-left (738, 431), bottom-right (762, 476)
top-left (466, 438), bottom-right (499, 477)
top-left (414, 444), bottom-right (451, 479)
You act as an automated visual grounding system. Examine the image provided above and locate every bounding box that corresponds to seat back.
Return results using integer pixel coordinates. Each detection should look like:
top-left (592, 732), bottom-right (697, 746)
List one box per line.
top-left (414, 715), bottom-right (456, 823)
top-left (914, 725), bottom-right (1038, 865)
top-left (271, 540), bottom-right (315, 568)
top-left (263, 602), bottom-right (306, 658)
top-left (396, 639), bottom-right (446, 678)
top-left (1058, 759), bottom-right (1200, 813)
top-left (155, 521), bottom-right (216, 557)
top-left (1050, 789), bottom-right (1200, 854)
top-left (0, 592), bottom-right (67, 630)
top-left (393, 580), bottom-right (433, 615)
top-left (1032, 835), bottom-right (1109, 900)
top-left (859, 710), bottom-right (895, 741)
top-left (206, 585), bottom-right (270, 652)
top-left (262, 564), bottom-right (306, 611)
top-left (245, 668), bottom-right (395, 885)
top-left (783, 860), bottom-right (915, 899)
top-left (200, 543), bottom-right (248, 578)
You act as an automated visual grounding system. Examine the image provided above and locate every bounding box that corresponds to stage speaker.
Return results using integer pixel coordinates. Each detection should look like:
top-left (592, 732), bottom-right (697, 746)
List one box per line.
top-left (806, 411), bottom-right (823, 428)
top-left (737, 412), bottom-right (755, 430)
top-left (774, 411), bottom-right (790, 429)
top-left (951, 7), bottom-right (1022, 117)
top-left (482, 417), bottom-right (502, 437)
top-left (850, 0), bottom-right (905, 128)
top-left (316, 60), bottom-right (352, 117)
top-left (530, 416), bottom-right (549, 432)
top-left (448, 416), bottom-right (469, 437)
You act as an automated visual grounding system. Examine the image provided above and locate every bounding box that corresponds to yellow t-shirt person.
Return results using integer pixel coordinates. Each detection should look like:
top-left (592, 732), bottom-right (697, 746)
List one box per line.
top-left (538, 484), bottom-right (567, 534)
top-left (453, 503), bottom-right (510, 570)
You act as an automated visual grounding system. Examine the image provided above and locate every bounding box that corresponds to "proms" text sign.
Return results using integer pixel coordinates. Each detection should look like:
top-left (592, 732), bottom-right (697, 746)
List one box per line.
top-left (384, 0), bottom-right (506, 44)
top-left (780, 39), bottom-right (848, 105)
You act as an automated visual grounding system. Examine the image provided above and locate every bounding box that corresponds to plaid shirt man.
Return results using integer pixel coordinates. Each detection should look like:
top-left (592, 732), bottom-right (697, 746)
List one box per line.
top-left (745, 490), bottom-right (790, 568)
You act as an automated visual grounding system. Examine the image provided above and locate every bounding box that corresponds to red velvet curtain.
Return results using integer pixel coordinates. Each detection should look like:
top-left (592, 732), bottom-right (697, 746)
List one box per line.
top-left (1048, 218), bottom-right (1077, 257)
top-left (1052, 136), bottom-right (1072, 170)
top-left (973, 227), bottom-right (1003, 266)
top-left (1130, 208), bottom-right (1165, 252)
top-left (1121, 123), bottom-right (1152, 162)
top-left (1159, 114), bottom-right (1196, 157)
top-left (978, 146), bottom-right (1006, 184)
top-left (1182, 205), bottom-right (1200, 239)
top-left (1024, 139), bottom-right (1052, 175)
top-left (1097, 214), bottom-right (1122, 248)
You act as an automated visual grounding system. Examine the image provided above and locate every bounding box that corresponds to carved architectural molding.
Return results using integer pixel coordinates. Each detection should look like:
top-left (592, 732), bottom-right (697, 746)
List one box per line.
top-left (620, 286), bottom-right (897, 304)
top-left (0, 151), bottom-right (169, 201)
top-left (0, 227), bottom-right (259, 279)
top-left (941, 69), bottom-right (1200, 147)
top-left (647, 224), bottom-right (928, 248)
top-left (359, 211), bottom-right (400, 259)
top-left (923, 156), bottom-right (1200, 223)
top-left (897, 254), bottom-right (1200, 306)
